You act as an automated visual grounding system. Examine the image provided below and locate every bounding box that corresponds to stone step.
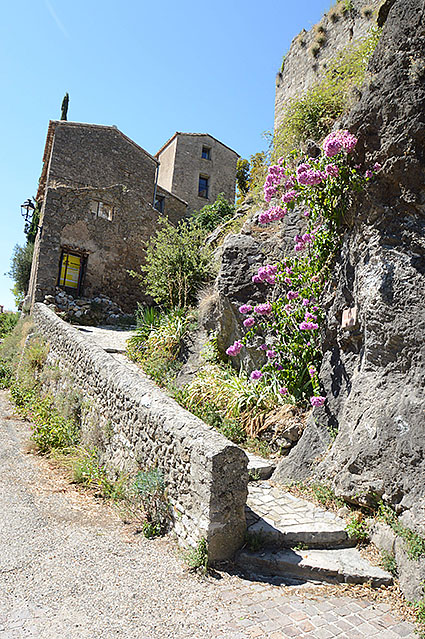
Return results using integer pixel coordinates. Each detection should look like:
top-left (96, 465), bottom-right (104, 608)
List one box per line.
top-left (246, 452), bottom-right (276, 481)
top-left (246, 481), bottom-right (354, 549)
top-left (236, 547), bottom-right (393, 587)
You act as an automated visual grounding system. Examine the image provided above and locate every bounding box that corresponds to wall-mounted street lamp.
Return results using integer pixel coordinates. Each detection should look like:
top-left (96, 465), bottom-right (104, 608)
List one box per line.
top-left (20, 198), bottom-right (42, 238)
top-left (20, 198), bottom-right (35, 222)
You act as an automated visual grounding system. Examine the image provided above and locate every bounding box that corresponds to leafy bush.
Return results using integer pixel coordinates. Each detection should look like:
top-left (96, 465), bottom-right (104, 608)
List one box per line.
top-left (192, 193), bottom-right (236, 232)
top-left (0, 313), bottom-right (19, 339)
top-left (130, 216), bottom-right (212, 309)
top-left (380, 550), bottom-right (398, 577)
top-left (8, 243), bottom-right (34, 302)
top-left (29, 394), bottom-right (80, 453)
top-left (0, 361), bottom-right (13, 389)
top-left (133, 468), bottom-right (170, 538)
top-left (345, 513), bottom-right (369, 542)
top-left (273, 28), bottom-right (381, 159)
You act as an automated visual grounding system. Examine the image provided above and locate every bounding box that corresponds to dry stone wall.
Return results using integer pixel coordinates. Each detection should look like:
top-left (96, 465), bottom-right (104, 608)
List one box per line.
top-left (274, 0), bottom-right (381, 129)
top-left (32, 303), bottom-right (248, 562)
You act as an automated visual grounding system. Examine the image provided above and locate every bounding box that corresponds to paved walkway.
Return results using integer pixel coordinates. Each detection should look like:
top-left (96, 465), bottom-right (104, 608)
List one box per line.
top-left (75, 325), bottom-right (136, 353)
top-left (0, 394), bottom-right (418, 638)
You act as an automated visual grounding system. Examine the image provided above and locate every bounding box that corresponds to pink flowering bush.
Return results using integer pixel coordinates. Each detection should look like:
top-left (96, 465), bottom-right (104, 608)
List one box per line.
top-left (227, 131), bottom-right (380, 406)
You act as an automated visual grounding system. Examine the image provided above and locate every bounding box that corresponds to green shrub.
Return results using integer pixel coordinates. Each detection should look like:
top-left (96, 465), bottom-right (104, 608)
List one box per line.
top-left (192, 193), bottom-right (236, 232)
top-left (29, 394), bottom-right (79, 453)
top-left (129, 216), bottom-right (212, 308)
top-left (345, 513), bottom-right (369, 542)
top-left (133, 468), bottom-right (170, 538)
top-left (0, 313), bottom-right (19, 339)
top-left (0, 361), bottom-right (13, 389)
top-left (8, 242), bottom-right (34, 303)
top-left (380, 550), bottom-right (398, 577)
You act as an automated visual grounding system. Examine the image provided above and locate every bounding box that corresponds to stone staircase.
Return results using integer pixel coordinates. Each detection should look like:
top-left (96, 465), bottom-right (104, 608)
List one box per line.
top-left (236, 473), bottom-right (393, 587)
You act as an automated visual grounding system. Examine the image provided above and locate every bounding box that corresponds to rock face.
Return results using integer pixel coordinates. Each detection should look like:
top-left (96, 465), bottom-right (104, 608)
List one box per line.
top-left (274, 0), bottom-right (425, 534)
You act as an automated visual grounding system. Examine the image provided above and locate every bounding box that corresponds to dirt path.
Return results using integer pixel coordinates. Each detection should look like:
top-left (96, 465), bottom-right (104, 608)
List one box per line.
top-left (0, 391), bottom-right (417, 638)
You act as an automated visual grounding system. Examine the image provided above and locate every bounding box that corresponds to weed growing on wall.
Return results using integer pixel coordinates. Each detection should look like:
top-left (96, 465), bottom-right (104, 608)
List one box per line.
top-left (227, 131), bottom-right (381, 407)
top-left (184, 538), bottom-right (209, 574)
top-left (378, 502), bottom-right (425, 560)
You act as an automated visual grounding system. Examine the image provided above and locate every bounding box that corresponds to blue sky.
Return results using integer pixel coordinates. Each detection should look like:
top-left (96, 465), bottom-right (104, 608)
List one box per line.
top-left (0, 0), bottom-right (330, 310)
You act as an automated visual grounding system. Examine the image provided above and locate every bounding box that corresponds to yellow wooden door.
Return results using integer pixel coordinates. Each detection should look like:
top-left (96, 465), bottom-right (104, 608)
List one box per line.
top-left (59, 253), bottom-right (81, 289)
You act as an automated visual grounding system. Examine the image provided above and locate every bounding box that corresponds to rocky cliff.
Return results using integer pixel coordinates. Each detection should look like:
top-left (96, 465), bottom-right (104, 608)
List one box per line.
top-left (274, 0), bottom-right (425, 529)
top-left (207, 0), bottom-right (425, 597)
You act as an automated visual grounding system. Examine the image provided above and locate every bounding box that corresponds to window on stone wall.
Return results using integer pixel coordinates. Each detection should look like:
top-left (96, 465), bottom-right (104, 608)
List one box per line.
top-left (198, 175), bottom-right (209, 199)
top-left (201, 146), bottom-right (211, 160)
top-left (90, 200), bottom-right (114, 221)
top-left (154, 195), bottom-right (165, 213)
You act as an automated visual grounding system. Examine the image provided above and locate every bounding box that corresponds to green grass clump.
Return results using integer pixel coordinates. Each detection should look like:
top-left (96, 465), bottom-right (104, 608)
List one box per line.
top-left (127, 308), bottom-right (191, 387)
top-left (184, 538), bottom-right (209, 574)
top-left (133, 468), bottom-right (170, 538)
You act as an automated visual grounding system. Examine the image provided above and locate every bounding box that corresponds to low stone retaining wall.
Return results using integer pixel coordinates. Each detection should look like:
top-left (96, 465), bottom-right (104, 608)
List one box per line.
top-left (32, 303), bottom-right (248, 561)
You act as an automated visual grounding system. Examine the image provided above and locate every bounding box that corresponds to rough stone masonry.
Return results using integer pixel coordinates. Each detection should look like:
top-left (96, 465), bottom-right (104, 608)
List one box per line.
top-left (32, 302), bottom-right (249, 562)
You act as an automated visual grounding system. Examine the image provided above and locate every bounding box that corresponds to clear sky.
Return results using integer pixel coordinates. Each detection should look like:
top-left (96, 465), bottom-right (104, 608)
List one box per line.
top-left (0, 0), bottom-right (330, 310)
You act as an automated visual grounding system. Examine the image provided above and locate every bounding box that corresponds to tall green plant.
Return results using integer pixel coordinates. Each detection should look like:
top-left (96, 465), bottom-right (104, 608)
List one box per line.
top-left (130, 217), bottom-right (212, 308)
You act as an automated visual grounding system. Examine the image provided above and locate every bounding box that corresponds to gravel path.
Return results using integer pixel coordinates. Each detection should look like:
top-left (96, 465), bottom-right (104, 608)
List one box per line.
top-left (0, 391), bottom-right (417, 639)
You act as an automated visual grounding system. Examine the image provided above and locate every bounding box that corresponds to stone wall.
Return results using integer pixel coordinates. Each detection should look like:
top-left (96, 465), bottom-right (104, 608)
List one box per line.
top-left (32, 303), bottom-right (249, 561)
top-left (274, 0), bottom-right (381, 129)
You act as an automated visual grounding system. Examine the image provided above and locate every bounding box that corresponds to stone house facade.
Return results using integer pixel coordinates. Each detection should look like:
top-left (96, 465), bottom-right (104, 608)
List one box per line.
top-left (156, 132), bottom-right (239, 213)
top-left (28, 121), bottom-right (237, 312)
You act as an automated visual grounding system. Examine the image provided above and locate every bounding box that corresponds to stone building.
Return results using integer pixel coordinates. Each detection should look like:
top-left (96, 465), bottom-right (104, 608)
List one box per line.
top-left (28, 121), bottom-right (237, 313)
top-left (156, 132), bottom-right (239, 213)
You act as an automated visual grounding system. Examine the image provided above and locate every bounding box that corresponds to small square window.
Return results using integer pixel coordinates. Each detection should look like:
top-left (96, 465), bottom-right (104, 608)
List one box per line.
top-left (198, 176), bottom-right (209, 199)
top-left (201, 146), bottom-right (211, 160)
top-left (154, 195), bottom-right (165, 213)
top-left (90, 200), bottom-right (114, 221)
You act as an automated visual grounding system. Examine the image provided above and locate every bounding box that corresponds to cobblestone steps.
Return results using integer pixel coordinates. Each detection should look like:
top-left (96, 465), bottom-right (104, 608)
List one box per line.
top-left (246, 452), bottom-right (276, 481)
top-left (236, 481), bottom-right (393, 587)
top-left (245, 481), bottom-right (354, 549)
top-left (237, 547), bottom-right (393, 587)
